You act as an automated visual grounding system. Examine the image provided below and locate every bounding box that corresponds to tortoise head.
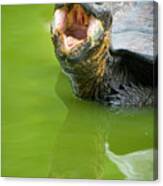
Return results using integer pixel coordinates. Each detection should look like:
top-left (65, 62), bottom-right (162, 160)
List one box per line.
top-left (51, 3), bottom-right (112, 64)
top-left (51, 3), bottom-right (112, 99)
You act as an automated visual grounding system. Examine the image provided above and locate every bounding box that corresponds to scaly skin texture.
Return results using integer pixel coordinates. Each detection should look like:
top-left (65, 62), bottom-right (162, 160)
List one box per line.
top-left (61, 32), bottom-right (111, 100)
top-left (51, 3), bottom-right (157, 107)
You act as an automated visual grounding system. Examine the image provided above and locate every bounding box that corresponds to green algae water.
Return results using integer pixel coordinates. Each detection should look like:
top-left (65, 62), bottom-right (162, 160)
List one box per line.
top-left (1, 4), bottom-right (156, 180)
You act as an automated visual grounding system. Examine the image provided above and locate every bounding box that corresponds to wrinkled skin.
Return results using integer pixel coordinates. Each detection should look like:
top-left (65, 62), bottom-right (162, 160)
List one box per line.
top-left (51, 2), bottom-right (158, 107)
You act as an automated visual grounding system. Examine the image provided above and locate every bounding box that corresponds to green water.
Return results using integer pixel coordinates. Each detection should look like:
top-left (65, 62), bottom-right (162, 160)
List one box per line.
top-left (1, 5), bottom-right (156, 180)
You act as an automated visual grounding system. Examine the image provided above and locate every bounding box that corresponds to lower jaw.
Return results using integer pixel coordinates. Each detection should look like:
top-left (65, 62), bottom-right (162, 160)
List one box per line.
top-left (58, 40), bottom-right (91, 62)
top-left (63, 35), bottom-right (85, 53)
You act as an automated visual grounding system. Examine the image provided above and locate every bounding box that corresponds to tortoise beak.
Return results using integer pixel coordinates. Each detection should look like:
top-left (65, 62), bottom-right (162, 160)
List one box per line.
top-left (54, 3), bottom-right (102, 18)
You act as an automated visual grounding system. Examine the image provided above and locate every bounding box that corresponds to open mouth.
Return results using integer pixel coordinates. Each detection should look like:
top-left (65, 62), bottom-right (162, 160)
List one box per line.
top-left (52, 4), bottom-right (104, 53)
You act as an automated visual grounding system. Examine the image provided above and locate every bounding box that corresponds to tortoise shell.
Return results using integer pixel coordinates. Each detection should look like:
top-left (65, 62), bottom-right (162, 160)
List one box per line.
top-left (81, 1), bottom-right (158, 60)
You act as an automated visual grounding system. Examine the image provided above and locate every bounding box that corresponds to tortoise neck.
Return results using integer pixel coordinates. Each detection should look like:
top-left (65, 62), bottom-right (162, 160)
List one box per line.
top-left (68, 32), bottom-right (111, 99)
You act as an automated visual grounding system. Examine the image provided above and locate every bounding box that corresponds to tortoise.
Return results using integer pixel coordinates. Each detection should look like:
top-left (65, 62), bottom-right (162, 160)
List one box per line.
top-left (51, 2), bottom-right (158, 107)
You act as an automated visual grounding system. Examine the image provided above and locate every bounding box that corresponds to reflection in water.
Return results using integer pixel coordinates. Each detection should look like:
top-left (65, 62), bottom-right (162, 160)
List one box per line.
top-left (105, 143), bottom-right (154, 180)
top-left (48, 72), bottom-right (111, 179)
top-left (48, 71), bottom-right (154, 180)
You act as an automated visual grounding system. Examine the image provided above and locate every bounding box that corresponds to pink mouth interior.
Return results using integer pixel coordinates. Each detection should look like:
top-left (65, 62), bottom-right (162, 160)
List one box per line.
top-left (53, 4), bottom-right (98, 49)
top-left (65, 24), bottom-right (87, 40)
top-left (64, 8), bottom-right (88, 40)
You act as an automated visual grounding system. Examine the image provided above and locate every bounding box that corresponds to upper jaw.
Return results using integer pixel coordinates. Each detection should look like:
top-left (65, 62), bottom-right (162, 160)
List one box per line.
top-left (54, 3), bottom-right (110, 18)
top-left (54, 3), bottom-right (112, 24)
